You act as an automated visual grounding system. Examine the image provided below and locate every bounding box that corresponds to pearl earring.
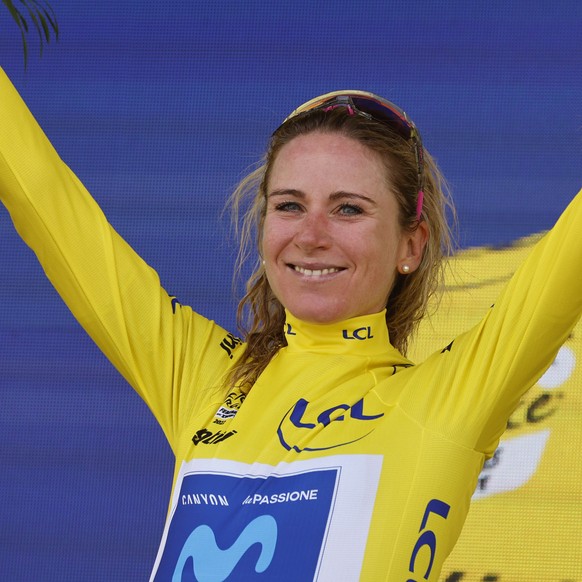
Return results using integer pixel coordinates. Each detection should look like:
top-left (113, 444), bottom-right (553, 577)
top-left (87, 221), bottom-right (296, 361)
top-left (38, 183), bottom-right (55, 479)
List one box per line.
top-left (401, 264), bottom-right (410, 274)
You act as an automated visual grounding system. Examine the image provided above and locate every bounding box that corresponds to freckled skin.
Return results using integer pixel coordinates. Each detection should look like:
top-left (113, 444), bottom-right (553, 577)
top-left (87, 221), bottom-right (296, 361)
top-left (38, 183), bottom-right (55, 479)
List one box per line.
top-left (262, 132), bottom-right (427, 324)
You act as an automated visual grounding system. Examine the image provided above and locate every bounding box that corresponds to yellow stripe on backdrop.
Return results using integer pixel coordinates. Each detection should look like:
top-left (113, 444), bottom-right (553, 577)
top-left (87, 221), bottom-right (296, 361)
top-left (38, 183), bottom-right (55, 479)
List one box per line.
top-left (410, 235), bottom-right (582, 581)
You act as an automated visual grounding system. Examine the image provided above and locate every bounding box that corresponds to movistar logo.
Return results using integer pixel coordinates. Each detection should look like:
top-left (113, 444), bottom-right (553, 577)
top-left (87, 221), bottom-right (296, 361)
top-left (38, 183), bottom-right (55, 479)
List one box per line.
top-left (173, 515), bottom-right (278, 581)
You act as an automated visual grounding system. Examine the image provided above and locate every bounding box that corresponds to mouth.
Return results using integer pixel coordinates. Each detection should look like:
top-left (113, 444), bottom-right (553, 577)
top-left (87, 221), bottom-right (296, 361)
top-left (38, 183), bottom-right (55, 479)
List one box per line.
top-left (289, 264), bottom-right (345, 278)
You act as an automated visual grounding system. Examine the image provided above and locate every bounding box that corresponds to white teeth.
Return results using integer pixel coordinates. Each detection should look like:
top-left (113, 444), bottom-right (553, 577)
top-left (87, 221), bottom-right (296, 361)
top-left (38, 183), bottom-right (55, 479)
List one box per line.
top-left (294, 266), bottom-right (341, 277)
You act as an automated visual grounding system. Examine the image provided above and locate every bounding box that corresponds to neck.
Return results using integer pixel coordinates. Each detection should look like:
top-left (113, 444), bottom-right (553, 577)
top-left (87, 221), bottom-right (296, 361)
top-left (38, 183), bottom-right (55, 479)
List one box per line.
top-left (282, 309), bottom-right (402, 357)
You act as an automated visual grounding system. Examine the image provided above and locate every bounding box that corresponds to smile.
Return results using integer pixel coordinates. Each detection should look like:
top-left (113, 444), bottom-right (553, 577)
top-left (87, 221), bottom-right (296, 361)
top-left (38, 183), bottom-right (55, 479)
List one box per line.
top-left (292, 265), bottom-right (344, 277)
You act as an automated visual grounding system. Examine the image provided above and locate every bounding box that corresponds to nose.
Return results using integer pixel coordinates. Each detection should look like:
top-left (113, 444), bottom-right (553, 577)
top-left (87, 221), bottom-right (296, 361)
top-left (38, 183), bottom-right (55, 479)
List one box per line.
top-left (294, 211), bottom-right (331, 251)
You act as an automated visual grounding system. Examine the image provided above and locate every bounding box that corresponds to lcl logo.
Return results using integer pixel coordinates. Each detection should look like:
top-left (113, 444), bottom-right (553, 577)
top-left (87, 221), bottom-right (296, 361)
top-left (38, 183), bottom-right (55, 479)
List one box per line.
top-left (277, 397), bottom-right (384, 452)
top-left (342, 326), bottom-right (374, 340)
top-left (407, 499), bottom-right (451, 582)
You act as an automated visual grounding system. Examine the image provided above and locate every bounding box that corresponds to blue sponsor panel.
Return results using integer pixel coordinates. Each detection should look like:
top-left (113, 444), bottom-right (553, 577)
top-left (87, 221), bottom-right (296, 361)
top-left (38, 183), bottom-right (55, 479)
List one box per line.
top-left (154, 469), bottom-right (338, 581)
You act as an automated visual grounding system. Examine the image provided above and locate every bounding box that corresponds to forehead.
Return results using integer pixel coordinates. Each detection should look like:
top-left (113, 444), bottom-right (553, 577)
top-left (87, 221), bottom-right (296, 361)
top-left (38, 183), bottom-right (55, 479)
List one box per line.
top-left (268, 132), bottom-right (391, 194)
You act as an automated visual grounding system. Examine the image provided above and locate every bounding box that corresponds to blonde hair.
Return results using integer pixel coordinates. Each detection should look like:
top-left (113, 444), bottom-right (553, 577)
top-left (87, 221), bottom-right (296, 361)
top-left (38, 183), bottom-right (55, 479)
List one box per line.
top-left (227, 107), bottom-right (456, 390)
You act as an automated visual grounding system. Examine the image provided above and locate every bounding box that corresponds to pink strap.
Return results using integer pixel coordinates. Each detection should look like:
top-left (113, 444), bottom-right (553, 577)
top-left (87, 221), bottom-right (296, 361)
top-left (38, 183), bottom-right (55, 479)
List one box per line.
top-left (323, 105), bottom-right (355, 116)
top-left (416, 190), bottom-right (424, 221)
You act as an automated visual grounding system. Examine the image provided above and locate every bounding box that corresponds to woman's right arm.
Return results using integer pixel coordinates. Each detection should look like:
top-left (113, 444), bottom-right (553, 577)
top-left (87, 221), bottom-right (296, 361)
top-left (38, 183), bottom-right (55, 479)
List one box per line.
top-left (0, 67), bottom-right (234, 446)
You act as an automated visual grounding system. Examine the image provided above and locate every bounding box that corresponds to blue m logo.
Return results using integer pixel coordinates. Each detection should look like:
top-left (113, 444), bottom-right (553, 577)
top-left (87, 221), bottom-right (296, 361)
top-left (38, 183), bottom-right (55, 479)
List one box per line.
top-left (172, 514), bottom-right (278, 581)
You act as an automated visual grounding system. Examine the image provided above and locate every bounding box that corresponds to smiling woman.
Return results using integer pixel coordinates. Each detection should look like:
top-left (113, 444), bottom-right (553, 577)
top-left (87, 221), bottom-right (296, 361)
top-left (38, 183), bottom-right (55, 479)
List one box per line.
top-left (263, 133), bottom-right (426, 325)
top-left (228, 98), bottom-right (451, 390)
top-left (1, 68), bottom-right (582, 580)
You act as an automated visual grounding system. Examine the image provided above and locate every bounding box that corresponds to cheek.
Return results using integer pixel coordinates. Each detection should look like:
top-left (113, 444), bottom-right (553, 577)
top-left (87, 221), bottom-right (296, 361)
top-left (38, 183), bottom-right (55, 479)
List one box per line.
top-left (365, 233), bottom-right (401, 284)
top-left (262, 216), bottom-right (293, 256)
top-left (261, 223), bottom-right (286, 266)
top-left (367, 257), bottom-right (393, 289)
top-left (261, 223), bottom-right (276, 259)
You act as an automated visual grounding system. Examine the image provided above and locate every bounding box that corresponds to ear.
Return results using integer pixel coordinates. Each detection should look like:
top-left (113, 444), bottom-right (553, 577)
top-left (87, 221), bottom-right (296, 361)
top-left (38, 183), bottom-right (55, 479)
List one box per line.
top-left (397, 221), bottom-right (429, 274)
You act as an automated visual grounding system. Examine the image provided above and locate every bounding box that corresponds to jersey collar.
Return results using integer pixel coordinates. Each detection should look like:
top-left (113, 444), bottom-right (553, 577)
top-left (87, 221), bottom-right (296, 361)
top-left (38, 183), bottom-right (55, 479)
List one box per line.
top-left (283, 309), bottom-right (400, 357)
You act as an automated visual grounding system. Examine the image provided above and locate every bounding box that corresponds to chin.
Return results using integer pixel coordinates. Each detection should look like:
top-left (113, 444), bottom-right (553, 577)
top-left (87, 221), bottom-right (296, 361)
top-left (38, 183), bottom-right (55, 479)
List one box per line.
top-left (287, 299), bottom-right (387, 324)
top-left (287, 303), bottom-right (351, 325)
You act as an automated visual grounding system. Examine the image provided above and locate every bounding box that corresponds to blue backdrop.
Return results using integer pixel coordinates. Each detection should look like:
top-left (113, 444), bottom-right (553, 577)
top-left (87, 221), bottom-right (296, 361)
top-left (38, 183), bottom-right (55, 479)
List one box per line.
top-left (1, 1), bottom-right (581, 579)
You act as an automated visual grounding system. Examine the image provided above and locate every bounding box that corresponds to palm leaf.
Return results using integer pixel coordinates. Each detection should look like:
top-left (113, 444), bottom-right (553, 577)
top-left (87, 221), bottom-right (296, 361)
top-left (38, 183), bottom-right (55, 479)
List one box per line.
top-left (2, 0), bottom-right (59, 67)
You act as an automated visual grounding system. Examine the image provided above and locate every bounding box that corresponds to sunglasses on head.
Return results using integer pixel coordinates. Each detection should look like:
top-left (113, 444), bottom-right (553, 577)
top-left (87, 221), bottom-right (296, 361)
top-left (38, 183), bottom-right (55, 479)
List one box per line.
top-left (281, 90), bottom-right (425, 221)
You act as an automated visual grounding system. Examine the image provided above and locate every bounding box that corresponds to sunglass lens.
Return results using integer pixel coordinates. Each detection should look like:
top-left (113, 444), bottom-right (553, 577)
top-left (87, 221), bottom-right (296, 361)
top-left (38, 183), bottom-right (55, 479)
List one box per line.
top-left (350, 97), bottom-right (412, 140)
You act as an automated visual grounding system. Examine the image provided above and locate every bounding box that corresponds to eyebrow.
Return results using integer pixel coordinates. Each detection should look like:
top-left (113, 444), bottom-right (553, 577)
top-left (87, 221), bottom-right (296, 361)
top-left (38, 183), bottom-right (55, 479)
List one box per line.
top-left (268, 189), bottom-right (377, 206)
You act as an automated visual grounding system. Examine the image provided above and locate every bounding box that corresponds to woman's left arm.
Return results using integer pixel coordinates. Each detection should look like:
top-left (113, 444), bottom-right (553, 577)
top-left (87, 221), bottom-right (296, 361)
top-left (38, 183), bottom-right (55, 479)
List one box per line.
top-left (422, 188), bottom-right (582, 455)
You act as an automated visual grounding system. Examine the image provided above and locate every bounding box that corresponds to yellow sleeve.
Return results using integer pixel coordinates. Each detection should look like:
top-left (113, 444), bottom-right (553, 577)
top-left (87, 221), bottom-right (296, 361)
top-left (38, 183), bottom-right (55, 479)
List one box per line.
top-left (415, 189), bottom-right (582, 456)
top-left (0, 67), bottom-right (235, 449)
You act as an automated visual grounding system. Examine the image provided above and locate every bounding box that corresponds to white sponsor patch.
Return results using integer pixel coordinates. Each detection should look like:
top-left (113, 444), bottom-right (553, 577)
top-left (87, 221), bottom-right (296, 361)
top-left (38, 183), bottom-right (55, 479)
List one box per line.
top-left (150, 454), bottom-right (383, 581)
top-left (473, 430), bottom-right (550, 500)
top-left (537, 345), bottom-right (576, 389)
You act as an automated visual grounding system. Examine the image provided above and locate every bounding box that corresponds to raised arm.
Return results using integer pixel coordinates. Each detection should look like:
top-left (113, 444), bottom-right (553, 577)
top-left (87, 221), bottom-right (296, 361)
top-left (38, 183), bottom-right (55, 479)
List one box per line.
top-left (413, 188), bottom-right (582, 456)
top-left (0, 67), bottom-right (233, 446)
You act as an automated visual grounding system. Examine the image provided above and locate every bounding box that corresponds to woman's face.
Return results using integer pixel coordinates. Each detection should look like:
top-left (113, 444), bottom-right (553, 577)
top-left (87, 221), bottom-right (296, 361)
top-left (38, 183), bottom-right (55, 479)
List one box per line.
top-left (262, 131), bottom-right (427, 324)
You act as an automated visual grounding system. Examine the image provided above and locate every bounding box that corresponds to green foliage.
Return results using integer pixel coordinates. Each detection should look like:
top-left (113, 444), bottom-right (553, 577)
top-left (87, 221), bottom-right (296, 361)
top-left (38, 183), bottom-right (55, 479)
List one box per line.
top-left (2, 0), bottom-right (58, 67)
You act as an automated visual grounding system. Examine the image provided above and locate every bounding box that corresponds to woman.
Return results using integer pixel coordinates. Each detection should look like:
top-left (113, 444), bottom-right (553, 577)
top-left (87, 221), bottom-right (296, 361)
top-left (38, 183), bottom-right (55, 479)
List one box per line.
top-left (2, 68), bottom-right (581, 580)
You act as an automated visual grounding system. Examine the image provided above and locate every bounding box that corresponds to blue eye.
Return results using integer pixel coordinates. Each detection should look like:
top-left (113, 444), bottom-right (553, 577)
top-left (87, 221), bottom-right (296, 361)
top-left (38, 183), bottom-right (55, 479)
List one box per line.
top-left (274, 201), bottom-right (302, 212)
top-left (338, 203), bottom-right (363, 215)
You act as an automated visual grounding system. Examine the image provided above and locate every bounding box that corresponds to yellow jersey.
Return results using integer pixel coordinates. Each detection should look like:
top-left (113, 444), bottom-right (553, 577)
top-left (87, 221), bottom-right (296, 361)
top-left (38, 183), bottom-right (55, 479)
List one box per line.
top-left (2, 67), bottom-right (582, 581)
